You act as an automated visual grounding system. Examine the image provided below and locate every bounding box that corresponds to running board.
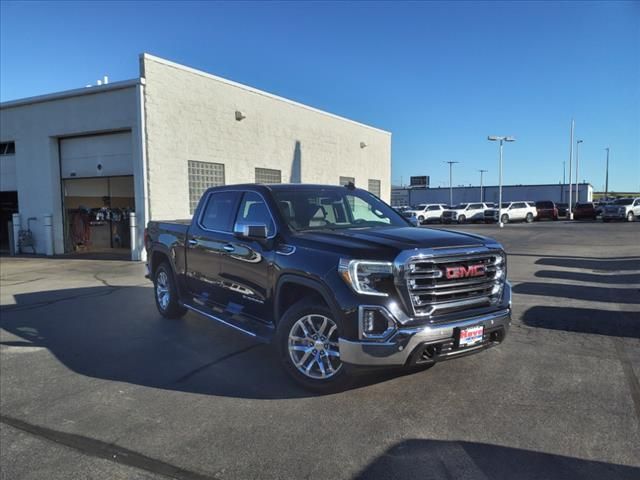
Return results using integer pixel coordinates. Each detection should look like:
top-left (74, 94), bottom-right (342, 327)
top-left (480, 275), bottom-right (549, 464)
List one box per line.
top-left (180, 301), bottom-right (274, 343)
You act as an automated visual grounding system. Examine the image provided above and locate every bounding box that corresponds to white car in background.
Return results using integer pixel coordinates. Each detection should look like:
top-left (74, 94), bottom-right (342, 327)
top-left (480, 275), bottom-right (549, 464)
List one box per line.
top-left (405, 203), bottom-right (448, 224)
top-left (441, 202), bottom-right (492, 224)
top-left (484, 201), bottom-right (537, 224)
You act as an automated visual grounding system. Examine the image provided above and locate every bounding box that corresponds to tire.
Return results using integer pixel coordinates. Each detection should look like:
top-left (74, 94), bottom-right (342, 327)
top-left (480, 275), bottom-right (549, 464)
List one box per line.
top-left (627, 211), bottom-right (635, 222)
top-left (418, 215), bottom-right (425, 224)
top-left (154, 262), bottom-right (187, 319)
top-left (603, 218), bottom-right (610, 223)
top-left (500, 214), bottom-right (509, 224)
top-left (458, 215), bottom-right (466, 224)
top-left (525, 213), bottom-right (534, 223)
top-left (277, 298), bottom-right (351, 392)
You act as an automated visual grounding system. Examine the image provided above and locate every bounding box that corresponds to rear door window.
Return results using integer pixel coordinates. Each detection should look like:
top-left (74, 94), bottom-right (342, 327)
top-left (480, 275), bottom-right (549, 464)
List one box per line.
top-left (200, 191), bottom-right (240, 232)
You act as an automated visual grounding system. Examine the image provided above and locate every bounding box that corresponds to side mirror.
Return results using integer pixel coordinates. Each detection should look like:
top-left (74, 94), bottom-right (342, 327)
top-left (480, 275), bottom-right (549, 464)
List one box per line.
top-left (234, 223), bottom-right (268, 239)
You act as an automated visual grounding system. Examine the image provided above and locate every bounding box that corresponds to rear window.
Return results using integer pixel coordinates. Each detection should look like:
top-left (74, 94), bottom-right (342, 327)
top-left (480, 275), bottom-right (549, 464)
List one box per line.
top-left (536, 201), bottom-right (554, 208)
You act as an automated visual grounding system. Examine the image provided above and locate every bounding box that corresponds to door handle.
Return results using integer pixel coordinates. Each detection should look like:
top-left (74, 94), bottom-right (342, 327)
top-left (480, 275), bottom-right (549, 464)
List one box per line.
top-left (188, 239), bottom-right (198, 246)
top-left (223, 244), bottom-right (235, 253)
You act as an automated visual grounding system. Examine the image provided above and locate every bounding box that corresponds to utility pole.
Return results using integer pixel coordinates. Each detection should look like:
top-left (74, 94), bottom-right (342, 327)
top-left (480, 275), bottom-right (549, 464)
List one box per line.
top-left (575, 140), bottom-right (583, 203)
top-left (445, 161), bottom-right (459, 207)
top-left (562, 161), bottom-right (566, 202)
top-left (478, 169), bottom-right (488, 202)
top-left (568, 119), bottom-right (574, 219)
top-left (605, 147), bottom-right (610, 200)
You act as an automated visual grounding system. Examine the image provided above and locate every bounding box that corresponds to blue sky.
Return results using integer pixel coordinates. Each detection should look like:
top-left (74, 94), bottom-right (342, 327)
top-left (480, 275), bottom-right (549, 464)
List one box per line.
top-left (1, 1), bottom-right (638, 192)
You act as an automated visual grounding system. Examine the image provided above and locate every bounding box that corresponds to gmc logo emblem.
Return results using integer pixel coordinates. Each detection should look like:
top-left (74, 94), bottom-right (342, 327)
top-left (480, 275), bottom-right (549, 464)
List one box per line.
top-left (445, 264), bottom-right (486, 279)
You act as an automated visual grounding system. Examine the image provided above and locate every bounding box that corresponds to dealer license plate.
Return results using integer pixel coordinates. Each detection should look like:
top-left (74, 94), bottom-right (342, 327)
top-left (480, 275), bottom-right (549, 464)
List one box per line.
top-left (459, 325), bottom-right (484, 347)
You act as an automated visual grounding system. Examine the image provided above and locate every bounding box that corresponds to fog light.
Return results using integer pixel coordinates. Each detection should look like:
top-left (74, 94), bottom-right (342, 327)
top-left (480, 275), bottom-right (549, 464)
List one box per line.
top-left (359, 306), bottom-right (397, 340)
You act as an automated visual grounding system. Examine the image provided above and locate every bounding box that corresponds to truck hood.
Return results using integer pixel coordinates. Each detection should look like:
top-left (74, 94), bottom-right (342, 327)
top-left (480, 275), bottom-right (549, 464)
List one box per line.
top-left (293, 227), bottom-right (491, 258)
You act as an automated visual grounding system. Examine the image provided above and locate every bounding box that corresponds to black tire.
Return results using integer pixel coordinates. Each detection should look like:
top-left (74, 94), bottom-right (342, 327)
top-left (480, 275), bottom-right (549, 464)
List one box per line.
top-left (627, 212), bottom-right (635, 222)
top-left (276, 298), bottom-right (351, 393)
top-left (501, 214), bottom-right (509, 224)
top-left (153, 262), bottom-right (187, 319)
top-left (418, 215), bottom-right (425, 224)
top-left (525, 213), bottom-right (534, 223)
top-left (458, 215), bottom-right (466, 224)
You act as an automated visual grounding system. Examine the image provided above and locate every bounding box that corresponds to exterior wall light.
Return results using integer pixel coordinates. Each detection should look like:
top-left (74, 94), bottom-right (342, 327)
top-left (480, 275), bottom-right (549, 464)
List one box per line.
top-left (235, 111), bottom-right (246, 121)
top-left (360, 142), bottom-right (367, 148)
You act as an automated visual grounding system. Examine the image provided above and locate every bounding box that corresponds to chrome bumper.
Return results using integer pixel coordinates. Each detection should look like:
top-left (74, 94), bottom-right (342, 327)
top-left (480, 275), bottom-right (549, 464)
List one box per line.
top-left (339, 285), bottom-right (512, 367)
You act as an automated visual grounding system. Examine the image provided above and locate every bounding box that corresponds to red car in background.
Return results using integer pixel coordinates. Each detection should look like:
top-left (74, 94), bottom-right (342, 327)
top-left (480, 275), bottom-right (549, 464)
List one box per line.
top-left (535, 201), bottom-right (558, 221)
top-left (573, 202), bottom-right (597, 220)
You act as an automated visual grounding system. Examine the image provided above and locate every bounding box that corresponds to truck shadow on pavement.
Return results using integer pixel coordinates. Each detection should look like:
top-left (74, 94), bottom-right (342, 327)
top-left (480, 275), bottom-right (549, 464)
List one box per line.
top-left (354, 439), bottom-right (640, 480)
top-left (522, 306), bottom-right (640, 338)
top-left (0, 286), bottom-right (428, 399)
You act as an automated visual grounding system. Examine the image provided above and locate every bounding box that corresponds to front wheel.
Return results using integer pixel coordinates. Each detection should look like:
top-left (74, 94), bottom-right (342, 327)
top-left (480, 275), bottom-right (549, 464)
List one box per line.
top-left (501, 214), bottom-right (509, 224)
top-left (627, 212), bottom-right (635, 222)
top-left (277, 299), bottom-right (350, 392)
top-left (525, 213), bottom-right (534, 223)
top-left (154, 263), bottom-right (187, 319)
top-left (458, 215), bottom-right (466, 224)
top-left (418, 215), bottom-right (425, 224)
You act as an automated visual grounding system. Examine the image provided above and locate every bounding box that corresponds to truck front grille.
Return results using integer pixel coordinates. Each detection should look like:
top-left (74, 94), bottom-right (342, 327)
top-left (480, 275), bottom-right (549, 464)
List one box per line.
top-left (404, 252), bottom-right (505, 317)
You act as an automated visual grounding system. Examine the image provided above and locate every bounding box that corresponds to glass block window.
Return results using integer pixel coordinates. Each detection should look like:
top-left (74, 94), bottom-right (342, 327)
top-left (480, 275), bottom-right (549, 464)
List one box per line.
top-left (255, 167), bottom-right (282, 184)
top-left (188, 160), bottom-right (225, 214)
top-left (339, 176), bottom-right (355, 186)
top-left (368, 179), bottom-right (381, 197)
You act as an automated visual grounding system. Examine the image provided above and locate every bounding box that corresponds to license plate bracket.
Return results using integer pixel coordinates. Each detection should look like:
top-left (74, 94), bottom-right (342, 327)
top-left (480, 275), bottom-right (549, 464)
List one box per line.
top-left (458, 325), bottom-right (484, 347)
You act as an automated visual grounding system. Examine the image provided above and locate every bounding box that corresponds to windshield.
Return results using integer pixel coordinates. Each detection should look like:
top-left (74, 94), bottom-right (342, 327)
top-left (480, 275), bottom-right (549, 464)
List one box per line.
top-left (614, 199), bottom-right (633, 205)
top-left (501, 203), bottom-right (510, 208)
top-left (453, 204), bottom-right (468, 209)
top-left (273, 188), bottom-right (409, 231)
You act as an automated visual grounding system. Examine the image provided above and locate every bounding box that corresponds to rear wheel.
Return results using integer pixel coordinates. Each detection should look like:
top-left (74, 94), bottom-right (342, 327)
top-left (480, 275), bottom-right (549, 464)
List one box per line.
top-left (277, 299), bottom-right (350, 392)
top-left (525, 213), bottom-right (534, 223)
top-left (627, 211), bottom-right (635, 222)
top-left (154, 262), bottom-right (187, 319)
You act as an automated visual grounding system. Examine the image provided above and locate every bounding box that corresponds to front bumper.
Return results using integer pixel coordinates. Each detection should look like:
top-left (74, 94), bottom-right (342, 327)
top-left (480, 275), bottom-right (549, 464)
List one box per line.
top-left (339, 284), bottom-right (512, 367)
top-left (602, 211), bottom-right (626, 219)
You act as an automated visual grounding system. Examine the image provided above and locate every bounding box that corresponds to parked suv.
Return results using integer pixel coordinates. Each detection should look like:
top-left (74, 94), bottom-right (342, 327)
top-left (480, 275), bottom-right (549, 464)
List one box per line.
top-left (442, 203), bottom-right (491, 224)
top-left (484, 202), bottom-right (537, 224)
top-left (406, 204), bottom-right (447, 224)
top-left (145, 184), bottom-right (511, 391)
top-left (573, 202), bottom-right (597, 220)
top-left (534, 201), bottom-right (558, 221)
top-left (602, 198), bottom-right (640, 222)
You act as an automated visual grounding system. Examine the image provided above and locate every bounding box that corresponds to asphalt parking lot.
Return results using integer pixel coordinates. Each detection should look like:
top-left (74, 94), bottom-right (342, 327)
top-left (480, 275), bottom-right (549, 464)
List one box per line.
top-left (1, 220), bottom-right (639, 480)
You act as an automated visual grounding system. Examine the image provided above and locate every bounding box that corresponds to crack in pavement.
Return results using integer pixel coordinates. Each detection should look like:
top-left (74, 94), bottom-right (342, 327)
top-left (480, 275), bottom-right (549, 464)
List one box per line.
top-left (172, 343), bottom-right (262, 384)
top-left (0, 415), bottom-right (215, 480)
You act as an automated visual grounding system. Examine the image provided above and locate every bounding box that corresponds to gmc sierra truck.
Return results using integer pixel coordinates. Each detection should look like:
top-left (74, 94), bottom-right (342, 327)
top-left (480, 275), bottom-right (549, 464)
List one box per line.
top-left (145, 184), bottom-right (511, 391)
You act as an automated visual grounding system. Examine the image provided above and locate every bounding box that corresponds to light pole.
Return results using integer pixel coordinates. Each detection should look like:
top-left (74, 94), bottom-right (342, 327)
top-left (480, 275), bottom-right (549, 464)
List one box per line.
top-left (574, 139), bottom-right (583, 204)
top-left (445, 161), bottom-right (459, 207)
top-left (568, 120), bottom-right (574, 219)
top-left (487, 136), bottom-right (515, 227)
top-left (604, 147), bottom-right (610, 200)
top-left (478, 169), bottom-right (488, 202)
top-left (562, 161), bottom-right (566, 202)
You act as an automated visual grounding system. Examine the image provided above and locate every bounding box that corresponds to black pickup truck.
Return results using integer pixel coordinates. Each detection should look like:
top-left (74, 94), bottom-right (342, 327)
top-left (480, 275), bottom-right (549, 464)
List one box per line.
top-left (145, 183), bottom-right (511, 391)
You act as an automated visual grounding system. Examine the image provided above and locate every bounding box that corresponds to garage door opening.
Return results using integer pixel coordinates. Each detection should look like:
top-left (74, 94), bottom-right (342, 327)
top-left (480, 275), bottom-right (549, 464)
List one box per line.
top-left (0, 191), bottom-right (19, 253)
top-left (63, 176), bottom-right (135, 255)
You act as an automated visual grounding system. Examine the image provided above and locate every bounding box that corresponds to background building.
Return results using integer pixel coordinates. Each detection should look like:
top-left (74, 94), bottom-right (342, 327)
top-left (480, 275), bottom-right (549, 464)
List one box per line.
top-left (0, 54), bottom-right (391, 260)
top-left (392, 183), bottom-right (593, 207)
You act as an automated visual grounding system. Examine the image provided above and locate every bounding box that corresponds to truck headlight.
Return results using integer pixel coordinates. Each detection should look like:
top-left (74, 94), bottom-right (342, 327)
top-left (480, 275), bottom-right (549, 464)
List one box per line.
top-left (338, 259), bottom-right (394, 296)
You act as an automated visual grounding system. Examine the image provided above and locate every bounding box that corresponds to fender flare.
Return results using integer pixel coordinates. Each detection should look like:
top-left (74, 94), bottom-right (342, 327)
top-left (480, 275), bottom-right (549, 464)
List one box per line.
top-left (274, 274), bottom-right (342, 325)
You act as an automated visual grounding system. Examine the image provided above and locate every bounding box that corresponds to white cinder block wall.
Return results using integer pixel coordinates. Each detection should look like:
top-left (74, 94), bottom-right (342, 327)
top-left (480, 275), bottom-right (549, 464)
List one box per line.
top-left (141, 54), bottom-right (392, 220)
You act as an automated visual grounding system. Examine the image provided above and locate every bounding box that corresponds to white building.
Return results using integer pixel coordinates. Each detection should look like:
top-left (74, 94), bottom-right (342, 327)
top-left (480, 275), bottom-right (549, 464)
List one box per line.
top-left (0, 54), bottom-right (391, 260)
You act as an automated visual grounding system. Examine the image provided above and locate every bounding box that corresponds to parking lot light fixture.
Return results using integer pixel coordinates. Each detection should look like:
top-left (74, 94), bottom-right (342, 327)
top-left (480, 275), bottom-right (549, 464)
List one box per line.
top-left (487, 136), bottom-right (516, 228)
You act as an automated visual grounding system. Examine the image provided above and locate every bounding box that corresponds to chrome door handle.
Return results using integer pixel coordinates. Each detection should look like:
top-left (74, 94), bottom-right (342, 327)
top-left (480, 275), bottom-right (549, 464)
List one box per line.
top-left (223, 244), bottom-right (235, 252)
top-left (188, 239), bottom-right (198, 246)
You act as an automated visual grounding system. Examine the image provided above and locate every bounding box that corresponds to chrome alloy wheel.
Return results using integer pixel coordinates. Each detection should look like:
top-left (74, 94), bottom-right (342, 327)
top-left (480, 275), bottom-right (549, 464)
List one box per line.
top-left (156, 271), bottom-right (170, 311)
top-left (288, 314), bottom-right (342, 380)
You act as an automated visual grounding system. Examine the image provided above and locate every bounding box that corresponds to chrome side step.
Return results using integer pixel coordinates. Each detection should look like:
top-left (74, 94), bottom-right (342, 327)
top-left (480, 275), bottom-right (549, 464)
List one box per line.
top-left (180, 301), bottom-right (273, 343)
